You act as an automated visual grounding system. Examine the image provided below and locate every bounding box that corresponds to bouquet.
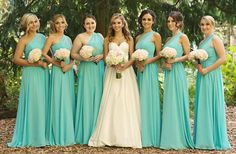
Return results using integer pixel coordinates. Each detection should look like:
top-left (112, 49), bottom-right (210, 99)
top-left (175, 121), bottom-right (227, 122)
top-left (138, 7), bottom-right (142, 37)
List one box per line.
top-left (80, 45), bottom-right (94, 59)
top-left (132, 49), bottom-right (148, 62)
top-left (54, 48), bottom-right (70, 61)
top-left (106, 49), bottom-right (125, 79)
top-left (189, 49), bottom-right (208, 63)
top-left (28, 48), bottom-right (42, 63)
top-left (160, 47), bottom-right (177, 59)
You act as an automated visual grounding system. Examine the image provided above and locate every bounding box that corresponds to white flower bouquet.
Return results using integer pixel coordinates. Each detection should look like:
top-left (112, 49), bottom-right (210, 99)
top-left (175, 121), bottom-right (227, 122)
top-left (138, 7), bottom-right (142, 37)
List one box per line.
top-left (106, 49), bottom-right (125, 79)
top-left (80, 45), bottom-right (94, 59)
top-left (28, 48), bottom-right (42, 63)
top-left (189, 49), bottom-right (208, 63)
top-left (132, 49), bottom-right (148, 62)
top-left (54, 48), bottom-right (70, 61)
top-left (160, 47), bottom-right (177, 59)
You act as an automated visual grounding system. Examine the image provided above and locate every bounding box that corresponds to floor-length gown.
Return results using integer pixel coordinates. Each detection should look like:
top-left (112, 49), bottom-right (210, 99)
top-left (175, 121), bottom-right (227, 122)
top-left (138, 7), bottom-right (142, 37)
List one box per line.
top-left (46, 35), bottom-right (75, 146)
top-left (74, 33), bottom-right (104, 144)
top-left (88, 42), bottom-right (142, 148)
top-left (194, 33), bottom-right (231, 150)
top-left (160, 32), bottom-right (194, 149)
top-left (135, 31), bottom-right (161, 147)
top-left (8, 33), bottom-right (49, 147)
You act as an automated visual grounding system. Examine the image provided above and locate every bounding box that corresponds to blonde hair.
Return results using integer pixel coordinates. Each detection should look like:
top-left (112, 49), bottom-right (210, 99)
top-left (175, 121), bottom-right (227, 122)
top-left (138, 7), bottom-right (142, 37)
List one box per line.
top-left (107, 13), bottom-right (131, 42)
top-left (201, 15), bottom-right (215, 28)
top-left (50, 14), bottom-right (68, 33)
top-left (20, 13), bottom-right (40, 33)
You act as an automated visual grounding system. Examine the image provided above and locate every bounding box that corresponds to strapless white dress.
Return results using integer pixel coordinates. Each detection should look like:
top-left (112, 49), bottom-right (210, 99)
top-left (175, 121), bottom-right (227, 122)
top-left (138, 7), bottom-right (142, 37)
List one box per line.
top-left (88, 42), bottom-right (142, 148)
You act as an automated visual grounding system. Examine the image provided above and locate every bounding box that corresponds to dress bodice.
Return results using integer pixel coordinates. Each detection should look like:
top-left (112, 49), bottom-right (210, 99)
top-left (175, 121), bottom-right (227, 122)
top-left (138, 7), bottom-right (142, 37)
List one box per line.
top-left (51, 35), bottom-right (72, 54)
top-left (109, 42), bottom-right (129, 62)
top-left (198, 34), bottom-right (218, 67)
top-left (135, 31), bottom-right (156, 58)
top-left (164, 32), bottom-right (184, 58)
top-left (24, 33), bottom-right (46, 59)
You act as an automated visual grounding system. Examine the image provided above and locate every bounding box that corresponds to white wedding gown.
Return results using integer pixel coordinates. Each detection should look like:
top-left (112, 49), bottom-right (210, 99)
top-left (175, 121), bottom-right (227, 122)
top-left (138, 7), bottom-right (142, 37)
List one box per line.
top-left (88, 42), bottom-right (142, 148)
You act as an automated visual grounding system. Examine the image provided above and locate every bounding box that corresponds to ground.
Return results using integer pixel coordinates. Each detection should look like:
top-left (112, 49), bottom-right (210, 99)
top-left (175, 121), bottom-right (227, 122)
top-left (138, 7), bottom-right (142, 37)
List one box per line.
top-left (0, 106), bottom-right (235, 154)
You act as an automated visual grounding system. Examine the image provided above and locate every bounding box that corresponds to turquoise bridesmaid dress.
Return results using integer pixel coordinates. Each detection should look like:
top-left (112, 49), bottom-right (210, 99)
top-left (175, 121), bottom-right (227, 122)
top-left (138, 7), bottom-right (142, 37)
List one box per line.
top-left (160, 32), bottom-right (194, 149)
top-left (47, 35), bottom-right (75, 146)
top-left (194, 33), bottom-right (231, 150)
top-left (8, 33), bottom-right (49, 147)
top-left (135, 31), bottom-right (161, 147)
top-left (74, 33), bottom-right (104, 144)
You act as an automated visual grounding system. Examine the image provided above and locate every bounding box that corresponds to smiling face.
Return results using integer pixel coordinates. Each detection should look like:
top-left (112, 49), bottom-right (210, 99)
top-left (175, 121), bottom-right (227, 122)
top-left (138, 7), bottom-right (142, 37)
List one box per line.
top-left (141, 13), bottom-right (154, 30)
top-left (84, 17), bottom-right (96, 33)
top-left (167, 16), bottom-right (179, 32)
top-left (112, 17), bottom-right (124, 32)
top-left (27, 17), bottom-right (40, 32)
top-left (200, 18), bottom-right (214, 35)
top-left (54, 17), bottom-right (67, 33)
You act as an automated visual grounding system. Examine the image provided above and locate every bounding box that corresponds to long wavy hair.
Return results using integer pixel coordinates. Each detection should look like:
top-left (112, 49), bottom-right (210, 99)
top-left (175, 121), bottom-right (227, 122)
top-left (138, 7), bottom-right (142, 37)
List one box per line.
top-left (20, 13), bottom-right (40, 33)
top-left (107, 13), bottom-right (131, 42)
top-left (168, 11), bottom-right (184, 30)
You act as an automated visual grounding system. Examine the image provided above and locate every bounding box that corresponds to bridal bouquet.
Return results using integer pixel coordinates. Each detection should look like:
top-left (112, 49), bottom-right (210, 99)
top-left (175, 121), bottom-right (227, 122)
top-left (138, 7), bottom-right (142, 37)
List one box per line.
top-left (80, 45), bottom-right (94, 59)
top-left (189, 49), bottom-right (208, 63)
top-left (28, 48), bottom-right (42, 63)
top-left (132, 49), bottom-right (148, 62)
top-left (160, 47), bottom-right (177, 59)
top-left (106, 49), bottom-right (125, 79)
top-left (54, 48), bottom-right (70, 61)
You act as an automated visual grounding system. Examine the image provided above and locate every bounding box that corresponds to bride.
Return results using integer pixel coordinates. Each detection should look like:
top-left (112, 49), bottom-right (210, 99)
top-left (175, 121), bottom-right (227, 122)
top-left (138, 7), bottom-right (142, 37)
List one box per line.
top-left (88, 13), bottom-right (142, 148)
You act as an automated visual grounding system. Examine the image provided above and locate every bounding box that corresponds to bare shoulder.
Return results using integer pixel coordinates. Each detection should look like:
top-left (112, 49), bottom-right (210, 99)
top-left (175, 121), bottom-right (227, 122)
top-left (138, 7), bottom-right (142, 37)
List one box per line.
top-left (98, 33), bottom-right (104, 40)
top-left (180, 33), bottom-right (189, 41)
top-left (212, 34), bottom-right (223, 43)
top-left (153, 32), bottom-right (161, 39)
top-left (135, 34), bottom-right (141, 43)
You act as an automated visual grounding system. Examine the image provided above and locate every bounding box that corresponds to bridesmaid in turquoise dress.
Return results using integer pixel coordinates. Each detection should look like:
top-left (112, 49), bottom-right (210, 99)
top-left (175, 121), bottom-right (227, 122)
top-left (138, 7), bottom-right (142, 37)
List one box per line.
top-left (8, 13), bottom-right (49, 147)
top-left (160, 11), bottom-right (194, 149)
top-left (71, 14), bottom-right (104, 144)
top-left (194, 15), bottom-right (231, 150)
top-left (135, 9), bottom-right (162, 147)
top-left (42, 14), bottom-right (75, 146)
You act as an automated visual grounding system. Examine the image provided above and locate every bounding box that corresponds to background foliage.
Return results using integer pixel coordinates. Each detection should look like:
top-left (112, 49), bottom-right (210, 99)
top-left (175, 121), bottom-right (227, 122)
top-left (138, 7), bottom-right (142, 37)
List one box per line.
top-left (0, 0), bottom-right (236, 114)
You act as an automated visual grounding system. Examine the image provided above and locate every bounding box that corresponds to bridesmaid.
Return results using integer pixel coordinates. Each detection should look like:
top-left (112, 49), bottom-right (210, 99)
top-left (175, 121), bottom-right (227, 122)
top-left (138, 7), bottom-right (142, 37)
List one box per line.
top-left (71, 14), bottom-right (104, 144)
top-left (8, 13), bottom-right (49, 147)
top-left (159, 11), bottom-right (194, 149)
top-left (135, 9), bottom-right (162, 147)
top-left (42, 14), bottom-right (75, 146)
top-left (194, 15), bottom-right (231, 150)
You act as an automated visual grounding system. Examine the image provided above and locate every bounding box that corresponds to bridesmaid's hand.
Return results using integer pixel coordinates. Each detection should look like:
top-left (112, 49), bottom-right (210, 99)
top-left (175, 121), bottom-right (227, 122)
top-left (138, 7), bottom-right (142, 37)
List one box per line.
top-left (52, 60), bottom-right (61, 67)
top-left (93, 54), bottom-right (103, 63)
top-left (60, 61), bottom-right (66, 67)
top-left (81, 56), bottom-right (95, 62)
top-left (62, 64), bottom-right (72, 73)
top-left (37, 61), bottom-right (47, 68)
top-left (196, 64), bottom-right (208, 75)
top-left (163, 62), bottom-right (172, 70)
top-left (135, 61), bottom-right (144, 72)
top-left (166, 58), bottom-right (176, 64)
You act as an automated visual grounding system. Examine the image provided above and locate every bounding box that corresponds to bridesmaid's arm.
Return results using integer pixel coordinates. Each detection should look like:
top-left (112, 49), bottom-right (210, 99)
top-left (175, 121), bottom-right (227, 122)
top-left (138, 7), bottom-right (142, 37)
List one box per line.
top-left (62, 59), bottom-right (74, 72)
top-left (71, 34), bottom-right (83, 61)
top-left (144, 32), bottom-right (162, 65)
top-left (167, 34), bottom-right (190, 64)
top-left (13, 38), bottom-right (44, 67)
top-left (197, 35), bottom-right (226, 75)
top-left (42, 35), bottom-right (61, 67)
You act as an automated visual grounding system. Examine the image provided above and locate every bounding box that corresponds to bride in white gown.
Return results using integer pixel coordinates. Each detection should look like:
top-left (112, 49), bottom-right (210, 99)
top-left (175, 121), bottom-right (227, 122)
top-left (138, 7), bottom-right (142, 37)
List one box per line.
top-left (88, 13), bottom-right (142, 148)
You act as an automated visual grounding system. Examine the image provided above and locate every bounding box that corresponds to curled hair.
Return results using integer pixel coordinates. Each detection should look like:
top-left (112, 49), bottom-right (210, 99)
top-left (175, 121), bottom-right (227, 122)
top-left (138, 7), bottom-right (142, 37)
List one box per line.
top-left (138, 9), bottom-right (156, 30)
top-left (168, 11), bottom-right (184, 29)
top-left (107, 13), bottom-right (131, 42)
top-left (82, 14), bottom-right (97, 31)
top-left (20, 13), bottom-right (40, 33)
top-left (201, 15), bottom-right (215, 28)
top-left (50, 14), bottom-right (68, 33)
